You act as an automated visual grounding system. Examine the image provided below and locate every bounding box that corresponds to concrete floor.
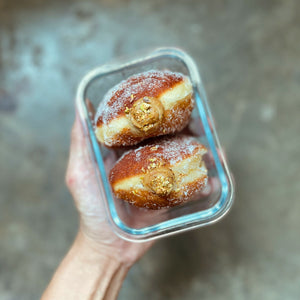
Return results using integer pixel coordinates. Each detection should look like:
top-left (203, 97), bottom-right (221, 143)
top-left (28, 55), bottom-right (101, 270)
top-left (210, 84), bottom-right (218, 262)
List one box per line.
top-left (1, 0), bottom-right (300, 299)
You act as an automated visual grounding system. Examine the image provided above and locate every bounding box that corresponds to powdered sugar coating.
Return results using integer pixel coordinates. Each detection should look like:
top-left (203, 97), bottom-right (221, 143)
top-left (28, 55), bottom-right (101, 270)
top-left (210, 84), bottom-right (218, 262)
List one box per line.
top-left (132, 136), bottom-right (201, 164)
top-left (95, 70), bottom-right (185, 126)
top-left (112, 136), bottom-right (206, 178)
top-left (109, 136), bottom-right (208, 209)
top-left (94, 70), bottom-right (195, 146)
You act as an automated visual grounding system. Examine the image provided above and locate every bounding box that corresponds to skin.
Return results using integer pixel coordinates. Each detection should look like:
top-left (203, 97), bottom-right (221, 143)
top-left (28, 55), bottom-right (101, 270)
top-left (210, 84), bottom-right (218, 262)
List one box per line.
top-left (41, 107), bottom-right (221, 300)
top-left (41, 114), bottom-right (153, 300)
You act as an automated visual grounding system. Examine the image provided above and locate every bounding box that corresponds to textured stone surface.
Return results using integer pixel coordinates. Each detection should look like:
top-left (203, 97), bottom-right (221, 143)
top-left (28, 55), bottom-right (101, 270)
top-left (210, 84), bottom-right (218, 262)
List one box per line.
top-left (0, 0), bottom-right (300, 299)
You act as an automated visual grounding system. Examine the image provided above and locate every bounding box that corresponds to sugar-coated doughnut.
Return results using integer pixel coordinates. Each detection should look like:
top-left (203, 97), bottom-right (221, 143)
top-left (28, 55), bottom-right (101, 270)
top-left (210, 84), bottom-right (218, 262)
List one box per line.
top-left (95, 70), bottom-right (194, 147)
top-left (109, 136), bottom-right (208, 209)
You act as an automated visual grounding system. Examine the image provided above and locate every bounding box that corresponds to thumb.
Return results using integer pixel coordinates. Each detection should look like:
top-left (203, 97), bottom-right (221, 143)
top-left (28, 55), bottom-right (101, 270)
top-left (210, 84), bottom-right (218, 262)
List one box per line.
top-left (69, 112), bottom-right (86, 161)
top-left (65, 112), bottom-right (93, 191)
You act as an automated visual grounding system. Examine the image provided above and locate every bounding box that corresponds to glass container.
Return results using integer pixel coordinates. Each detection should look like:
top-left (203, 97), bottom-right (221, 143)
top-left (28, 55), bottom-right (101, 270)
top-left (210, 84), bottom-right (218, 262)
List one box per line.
top-left (76, 48), bottom-right (235, 242)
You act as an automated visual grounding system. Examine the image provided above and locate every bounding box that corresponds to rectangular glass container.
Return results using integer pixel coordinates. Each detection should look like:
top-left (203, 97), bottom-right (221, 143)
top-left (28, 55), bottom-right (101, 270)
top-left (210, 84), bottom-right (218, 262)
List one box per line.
top-left (76, 48), bottom-right (234, 242)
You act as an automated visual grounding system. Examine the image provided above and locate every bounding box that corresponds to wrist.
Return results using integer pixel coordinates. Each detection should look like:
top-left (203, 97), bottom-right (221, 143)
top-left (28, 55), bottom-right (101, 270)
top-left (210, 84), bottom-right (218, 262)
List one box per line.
top-left (42, 231), bottom-right (130, 300)
top-left (75, 230), bottom-right (131, 269)
top-left (72, 231), bottom-right (130, 299)
top-left (77, 223), bottom-right (148, 267)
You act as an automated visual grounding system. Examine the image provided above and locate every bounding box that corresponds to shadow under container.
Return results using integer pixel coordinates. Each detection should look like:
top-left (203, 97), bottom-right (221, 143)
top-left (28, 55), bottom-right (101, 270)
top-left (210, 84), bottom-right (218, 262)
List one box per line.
top-left (76, 48), bottom-right (235, 242)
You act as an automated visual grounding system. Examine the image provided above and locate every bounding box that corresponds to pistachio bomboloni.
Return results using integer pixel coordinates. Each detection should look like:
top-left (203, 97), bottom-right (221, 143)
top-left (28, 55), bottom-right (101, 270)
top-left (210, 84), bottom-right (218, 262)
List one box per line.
top-left (94, 70), bottom-right (194, 147)
top-left (109, 136), bottom-right (208, 209)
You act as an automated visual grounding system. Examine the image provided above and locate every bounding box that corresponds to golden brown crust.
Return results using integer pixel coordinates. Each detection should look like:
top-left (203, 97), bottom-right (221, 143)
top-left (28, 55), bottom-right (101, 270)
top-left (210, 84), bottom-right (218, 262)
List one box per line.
top-left (94, 70), bottom-right (194, 147)
top-left (96, 71), bottom-right (184, 126)
top-left (161, 95), bottom-right (194, 132)
top-left (114, 179), bottom-right (207, 209)
top-left (109, 136), bottom-right (208, 209)
top-left (109, 136), bottom-right (206, 184)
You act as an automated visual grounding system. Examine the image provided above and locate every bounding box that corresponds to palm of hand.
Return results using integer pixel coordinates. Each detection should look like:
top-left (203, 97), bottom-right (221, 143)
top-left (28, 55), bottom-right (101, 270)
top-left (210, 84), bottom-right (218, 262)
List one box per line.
top-left (66, 115), bottom-right (153, 264)
top-left (65, 105), bottom-right (220, 265)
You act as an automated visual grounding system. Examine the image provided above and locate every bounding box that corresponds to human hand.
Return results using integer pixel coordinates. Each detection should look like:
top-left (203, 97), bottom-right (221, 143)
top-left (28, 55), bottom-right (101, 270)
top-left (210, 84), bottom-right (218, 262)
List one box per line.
top-left (65, 112), bottom-right (153, 266)
top-left (65, 102), bottom-right (223, 264)
top-left (42, 110), bottom-right (154, 300)
top-left (43, 104), bottom-right (225, 300)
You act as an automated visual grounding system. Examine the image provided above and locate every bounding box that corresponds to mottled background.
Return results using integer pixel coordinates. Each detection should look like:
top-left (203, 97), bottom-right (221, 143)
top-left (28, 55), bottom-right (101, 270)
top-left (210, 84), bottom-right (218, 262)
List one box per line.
top-left (0, 0), bottom-right (300, 299)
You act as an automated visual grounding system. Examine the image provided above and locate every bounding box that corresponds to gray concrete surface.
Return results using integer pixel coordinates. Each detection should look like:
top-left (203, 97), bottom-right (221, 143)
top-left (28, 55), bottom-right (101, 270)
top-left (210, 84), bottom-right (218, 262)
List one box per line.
top-left (1, 0), bottom-right (300, 299)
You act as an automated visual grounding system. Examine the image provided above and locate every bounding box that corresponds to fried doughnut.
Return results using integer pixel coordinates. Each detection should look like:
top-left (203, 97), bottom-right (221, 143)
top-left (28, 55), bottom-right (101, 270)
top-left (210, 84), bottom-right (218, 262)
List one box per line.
top-left (95, 70), bottom-right (194, 147)
top-left (109, 136), bottom-right (208, 209)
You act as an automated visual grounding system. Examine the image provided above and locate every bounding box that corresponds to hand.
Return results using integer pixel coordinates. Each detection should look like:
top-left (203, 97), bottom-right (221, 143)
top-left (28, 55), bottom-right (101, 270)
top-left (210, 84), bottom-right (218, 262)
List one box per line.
top-left (65, 112), bottom-right (153, 266)
top-left (65, 105), bottom-right (222, 265)
top-left (42, 108), bottom-right (225, 300)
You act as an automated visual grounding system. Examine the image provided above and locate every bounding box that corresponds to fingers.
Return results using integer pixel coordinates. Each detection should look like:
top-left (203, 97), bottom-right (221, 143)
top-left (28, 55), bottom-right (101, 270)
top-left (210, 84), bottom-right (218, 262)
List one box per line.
top-left (204, 147), bottom-right (227, 170)
top-left (200, 147), bottom-right (226, 198)
top-left (104, 151), bottom-right (118, 173)
top-left (188, 116), bottom-right (216, 137)
top-left (199, 177), bottom-right (221, 197)
top-left (69, 113), bottom-right (85, 162)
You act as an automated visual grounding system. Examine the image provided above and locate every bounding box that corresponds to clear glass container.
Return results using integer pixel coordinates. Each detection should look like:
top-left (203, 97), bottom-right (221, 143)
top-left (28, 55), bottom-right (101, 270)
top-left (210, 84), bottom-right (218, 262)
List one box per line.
top-left (76, 48), bottom-right (235, 242)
